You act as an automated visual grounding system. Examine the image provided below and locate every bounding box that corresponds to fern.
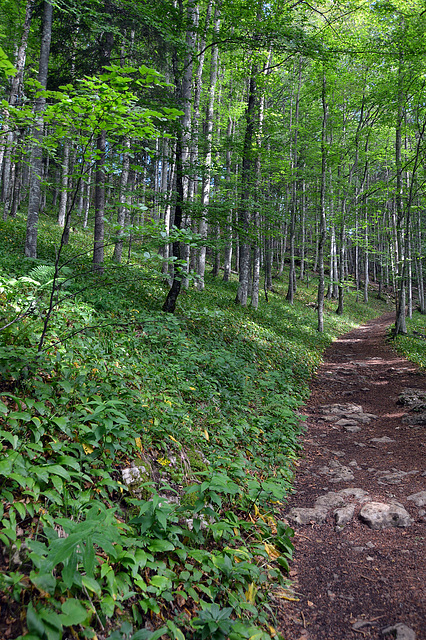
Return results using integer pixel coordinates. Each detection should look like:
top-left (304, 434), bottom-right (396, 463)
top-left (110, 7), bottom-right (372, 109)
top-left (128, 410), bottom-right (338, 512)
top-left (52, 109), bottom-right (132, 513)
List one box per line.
top-left (28, 265), bottom-right (72, 289)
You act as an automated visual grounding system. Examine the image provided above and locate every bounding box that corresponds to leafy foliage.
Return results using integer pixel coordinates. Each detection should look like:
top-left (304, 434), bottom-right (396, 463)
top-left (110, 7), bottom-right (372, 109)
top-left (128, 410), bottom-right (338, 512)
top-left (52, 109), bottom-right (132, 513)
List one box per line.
top-left (0, 216), bottom-right (392, 639)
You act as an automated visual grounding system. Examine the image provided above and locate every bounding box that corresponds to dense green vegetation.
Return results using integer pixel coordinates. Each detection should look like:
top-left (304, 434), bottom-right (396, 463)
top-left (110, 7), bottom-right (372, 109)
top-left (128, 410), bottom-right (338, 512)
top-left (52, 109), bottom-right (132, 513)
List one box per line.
top-left (393, 312), bottom-right (426, 369)
top-left (0, 213), bottom-right (395, 640)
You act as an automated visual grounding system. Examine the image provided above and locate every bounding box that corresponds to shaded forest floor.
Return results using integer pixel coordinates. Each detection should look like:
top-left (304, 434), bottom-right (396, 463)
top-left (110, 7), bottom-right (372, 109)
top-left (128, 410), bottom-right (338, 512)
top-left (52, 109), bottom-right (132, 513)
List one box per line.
top-left (276, 313), bottom-right (425, 640)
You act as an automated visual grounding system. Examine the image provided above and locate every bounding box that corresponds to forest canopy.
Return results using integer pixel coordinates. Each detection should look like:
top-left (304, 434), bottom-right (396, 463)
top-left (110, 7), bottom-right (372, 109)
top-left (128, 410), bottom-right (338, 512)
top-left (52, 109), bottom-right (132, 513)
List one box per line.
top-left (0, 0), bottom-right (424, 329)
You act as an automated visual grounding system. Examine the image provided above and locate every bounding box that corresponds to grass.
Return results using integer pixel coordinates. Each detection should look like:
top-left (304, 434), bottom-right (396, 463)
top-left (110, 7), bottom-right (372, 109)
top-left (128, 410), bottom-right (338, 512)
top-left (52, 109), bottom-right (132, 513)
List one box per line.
top-left (0, 212), bottom-right (393, 640)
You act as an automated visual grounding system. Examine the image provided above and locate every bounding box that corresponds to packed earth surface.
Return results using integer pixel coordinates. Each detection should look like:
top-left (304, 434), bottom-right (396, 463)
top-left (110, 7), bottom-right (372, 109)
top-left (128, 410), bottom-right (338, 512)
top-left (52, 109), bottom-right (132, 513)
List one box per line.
top-left (276, 313), bottom-right (425, 640)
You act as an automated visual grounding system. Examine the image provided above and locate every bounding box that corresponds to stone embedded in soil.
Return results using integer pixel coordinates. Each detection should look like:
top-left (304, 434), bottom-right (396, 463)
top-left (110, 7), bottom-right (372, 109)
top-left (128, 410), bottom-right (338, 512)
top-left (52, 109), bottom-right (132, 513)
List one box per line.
top-left (315, 492), bottom-right (345, 509)
top-left (398, 388), bottom-right (426, 410)
top-left (381, 623), bottom-right (416, 640)
top-left (377, 469), bottom-right (419, 484)
top-left (406, 491), bottom-right (426, 507)
top-left (370, 436), bottom-right (396, 444)
top-left (402, 412), bottom-right (426, 425)
top-left (334, 504), bottom-right (356, 528)
top-left (359, 502), bottom-right (412, 529)
top-left (343, 424), bottom-right (362, 432)
top-left (287, 506), bottom-right (328, 525)
top-left (338, 487), bottom-right (369, 500)
top-left (318, 460), bottom-right (355, 482)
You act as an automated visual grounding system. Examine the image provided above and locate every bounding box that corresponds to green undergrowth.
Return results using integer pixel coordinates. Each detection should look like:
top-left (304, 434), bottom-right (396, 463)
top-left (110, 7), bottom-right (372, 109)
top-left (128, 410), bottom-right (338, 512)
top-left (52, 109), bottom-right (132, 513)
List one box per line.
top-left (392, 311), bottom-right (426, 369)
top-left (0, 215), bottom-right (392, 640)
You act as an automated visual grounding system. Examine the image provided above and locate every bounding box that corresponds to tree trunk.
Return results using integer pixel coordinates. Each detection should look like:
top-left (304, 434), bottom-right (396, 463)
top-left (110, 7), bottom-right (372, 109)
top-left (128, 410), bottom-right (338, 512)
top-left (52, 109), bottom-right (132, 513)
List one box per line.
top-left (236, 66), bottom-right (257, 306)
top-left (197, 6), bottom-right (220, 290)
top-left (58, 141), bottom-right (70, 227)
top-left (113, 139), bottom-right (131, 263)
top-left (93, 130), bottom-right (106, 272)
top-left (317, 74), bottom-right (328, 333)
top-left (24, 0), bottom-right (52, 258)
top-left (0, 0), bottom-right (34, 203)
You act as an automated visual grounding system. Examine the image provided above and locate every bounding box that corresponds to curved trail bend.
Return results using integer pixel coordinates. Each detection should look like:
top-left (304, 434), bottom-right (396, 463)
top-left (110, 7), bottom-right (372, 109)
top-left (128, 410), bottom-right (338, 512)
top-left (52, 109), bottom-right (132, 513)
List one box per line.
top-left (276, 313), bottom-right (425, 640)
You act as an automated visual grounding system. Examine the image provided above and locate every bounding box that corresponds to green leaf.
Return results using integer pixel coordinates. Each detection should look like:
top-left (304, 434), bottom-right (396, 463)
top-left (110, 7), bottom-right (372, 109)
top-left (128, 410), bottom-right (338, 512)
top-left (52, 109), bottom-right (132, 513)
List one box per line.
top-left (30, 571), bottom-right (57, 595)
top-left (131, 626), bottom-right (168, 640)
top-left (99, 594), bottom-right (115, 617)
top-left (82, 575), bottom-right (101, 595)
top-left (45, 465), bottom-right (71, 481)
top-left (26, 602), bottom-right (45, 636)
top-left (59, 598), bottom-right (88, 626)
top-left (166, 620), bottom-right (186, 640)
top-left (147, 539), bottom-right (175, 553)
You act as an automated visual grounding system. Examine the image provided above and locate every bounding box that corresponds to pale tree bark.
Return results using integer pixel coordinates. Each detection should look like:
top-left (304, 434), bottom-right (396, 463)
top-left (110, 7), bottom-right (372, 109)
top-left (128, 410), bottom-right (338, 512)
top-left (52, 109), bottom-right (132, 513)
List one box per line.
top-left (235, 65), bottom-right (257, 306)
top-left (92, 30), bottom-right (114, 271)
top-left (93, 131), bottom-right (106, 272)
top-left (222, 117), bottom-right (234, 282)
top-left (112, 138), bottom-right (131, 263)
top-left (394, 54), bottom-right (407, 335)
top-left (299, 176), bottom-right (306, 281)
top-left (163, 0), bottom-right (197, 312)
top-left (25, 0), bottom-right (52, 258)
top-left (58, 142), bottom-right (70, 227)
top-left (251, 93), bottom-right (267, 308)
top-left (317, 74), bottom-right (328, 333)
top-left (0, 0), bottom-right (34, 206)
top-left (286, 58), bottom-right (302, 304)
top-left (197, 6), bottom-right (220, 290)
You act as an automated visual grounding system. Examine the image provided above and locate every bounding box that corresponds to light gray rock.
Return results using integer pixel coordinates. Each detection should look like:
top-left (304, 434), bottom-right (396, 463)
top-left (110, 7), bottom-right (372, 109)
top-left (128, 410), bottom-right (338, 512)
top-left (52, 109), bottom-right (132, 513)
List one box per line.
top-left (407, 491), bottom-right (426, 507)
top-left (336, 418), bottom-right (359, 427)
top-left (326, 460), bottom-right (356, 482)
top-left (359, 502), bottom-right (412, 529)
top-left (287, 506), bottom-right (328, 525)
top-left (338, 488), bottom-right (369, 501)
top-left (344, 424), bottom-right (362, 433)
top-left (378, 470), bottom-right (419, 484)
top-left (334, 504), bottom-right (356, 528)
top-left (382, 623), bottom-right (416, 640)
top-left (315, 492), bottom-right (345, 509)
top-left (370, 436), bottom-right (396, 444)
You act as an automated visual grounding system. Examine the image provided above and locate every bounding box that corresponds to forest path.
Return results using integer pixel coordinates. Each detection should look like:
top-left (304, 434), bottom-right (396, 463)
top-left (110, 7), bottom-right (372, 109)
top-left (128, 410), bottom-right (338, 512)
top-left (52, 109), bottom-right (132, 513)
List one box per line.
top-left (275, 313), bottom-right (425, 640)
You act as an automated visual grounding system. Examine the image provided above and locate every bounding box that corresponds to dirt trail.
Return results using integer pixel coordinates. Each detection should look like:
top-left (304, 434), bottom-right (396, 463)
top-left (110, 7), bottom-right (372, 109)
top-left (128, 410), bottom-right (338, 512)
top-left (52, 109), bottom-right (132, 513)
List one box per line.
top-left (276, 313), bottom-right (425, 640)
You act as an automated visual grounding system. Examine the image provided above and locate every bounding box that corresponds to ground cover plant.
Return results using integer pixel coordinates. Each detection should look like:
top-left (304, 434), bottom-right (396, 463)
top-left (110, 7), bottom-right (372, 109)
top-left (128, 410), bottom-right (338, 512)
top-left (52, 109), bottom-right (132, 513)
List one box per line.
top-left (392, 311), bottom-right (426, 369)
top-left (0, 215), bottom-right (392, 640)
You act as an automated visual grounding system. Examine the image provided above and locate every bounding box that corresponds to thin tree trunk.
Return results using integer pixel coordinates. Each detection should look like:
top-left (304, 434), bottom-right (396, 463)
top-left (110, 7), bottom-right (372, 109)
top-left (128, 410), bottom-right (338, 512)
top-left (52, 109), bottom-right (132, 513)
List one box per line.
top-left (197, 6), bottom-right (220, 290)
top-left (113, 139), bottom-right (131, 263)
top-left (58, 141), bottom-right (70, 227)
top-left (317, 74), bottom-right (328, 333)
top-left (235, 65), bottom-right (257, 306)
top-left (93, 130), bottom-right (106, 272)
top-left (163, 0), bottom-right (197, 312)
top-left (24, 0), bottom-right (52, 258)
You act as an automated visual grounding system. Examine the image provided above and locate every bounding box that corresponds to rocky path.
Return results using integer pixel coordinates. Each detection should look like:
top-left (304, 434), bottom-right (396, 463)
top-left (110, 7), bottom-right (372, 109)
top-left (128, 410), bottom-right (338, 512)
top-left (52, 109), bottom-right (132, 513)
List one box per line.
top-left (276, 314), bottom-right (425, 640)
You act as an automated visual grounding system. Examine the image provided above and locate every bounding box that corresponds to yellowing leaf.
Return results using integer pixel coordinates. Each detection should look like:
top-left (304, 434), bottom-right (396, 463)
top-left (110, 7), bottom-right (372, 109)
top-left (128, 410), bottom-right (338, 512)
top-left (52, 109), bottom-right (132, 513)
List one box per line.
top-left (245, 582), bottom-right (257, 604)
top-left (268, 626), bottom-right (277, 637)
top-left (264, 543), bottom-right (280, 560)
top-left (168, 435), bottom-right (178, 443)
top-left (273, 587), bottom-right (299, 602)
top-left (203, 430), bottom-right (209, 441)
top-left (253, 504), bottom-right (260, 517)
top-left (82, 443), bottom-right (94, 454)
top-left (189, 387), bottom-right (196, 391)
top-left (135, 437), bottom-right (143, 451)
